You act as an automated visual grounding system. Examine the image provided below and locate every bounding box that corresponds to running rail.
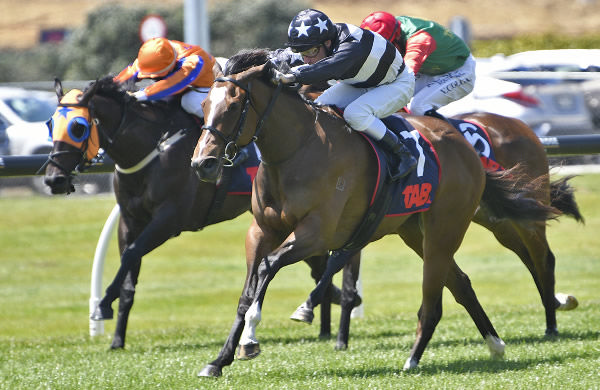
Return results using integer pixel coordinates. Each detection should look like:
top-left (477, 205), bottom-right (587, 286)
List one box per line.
top-left (2, 134), bottom-right (600, 336)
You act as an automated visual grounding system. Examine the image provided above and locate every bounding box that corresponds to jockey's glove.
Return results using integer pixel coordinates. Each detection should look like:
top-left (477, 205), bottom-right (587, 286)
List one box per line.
top-left (131, 90), bottom-right (148, 101)
top-left (272, 69), bottom-right (297, 85)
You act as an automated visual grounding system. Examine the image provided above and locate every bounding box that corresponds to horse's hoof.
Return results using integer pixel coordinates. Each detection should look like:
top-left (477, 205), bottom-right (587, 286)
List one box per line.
top-left (318, 332), bottom-right (331, 340)
top-left (556, 293), bottom-right (578, 311)
top-left (290, 303), bottom-right (314, 324)
top-left (334, 341), bottom-right (348, 351)
top-left (545, 328), bottom-right (559, 337)
top-left (403, 357), bottom-right (418, 371)
top-left (485, 335), bottom-right (505, 359)
top-left (237, 343), bottom-right (261, 360)
top-left (90, 305), bottom-right (113, 321)
top-left (109, 343), bottom-right (124, 350)
top-left (198, 364), bottom-right (222, 378)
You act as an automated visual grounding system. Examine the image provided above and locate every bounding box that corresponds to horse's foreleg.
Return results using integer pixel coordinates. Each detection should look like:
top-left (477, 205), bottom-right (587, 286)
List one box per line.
top-left (91, 208), bottom-right (178, 321)
top-left (200, 221), bottom-right (267, 377)
top-left (111, 266), bottom-right (140, 349)
top-left (237, 221), bottom-right (328, 360)
top-left (198, 303), bottom-right (250, 378)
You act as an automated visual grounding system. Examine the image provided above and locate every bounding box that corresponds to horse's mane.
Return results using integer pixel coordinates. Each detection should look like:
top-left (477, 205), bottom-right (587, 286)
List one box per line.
top-left (224, 48), bottom-right (272, 75)
top-left (87, 76), bottom-right (134, 105)
top-left (84, 76), bottom-right (192, 131)
top-left (224, 48), bottom-right (343, 124)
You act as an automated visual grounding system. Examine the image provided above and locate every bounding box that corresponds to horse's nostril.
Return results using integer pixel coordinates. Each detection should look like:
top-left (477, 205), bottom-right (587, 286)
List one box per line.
top-left (44, 175), bottom-right (73, 194)
top-left (192, 156), bottom-right (220, 183)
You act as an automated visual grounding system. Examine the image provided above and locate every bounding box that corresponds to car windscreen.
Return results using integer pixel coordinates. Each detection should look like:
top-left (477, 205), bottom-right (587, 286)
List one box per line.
top-left (3, 96), bottom-right (57, 122)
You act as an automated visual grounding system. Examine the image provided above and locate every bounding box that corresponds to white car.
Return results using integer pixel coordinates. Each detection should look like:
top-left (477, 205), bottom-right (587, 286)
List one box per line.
top-left (0, 87), bottom-right (55, 156)
top-left (0, 87), bottom-right (112, 194)
top-left (439, 50), bottom-right (600, 137)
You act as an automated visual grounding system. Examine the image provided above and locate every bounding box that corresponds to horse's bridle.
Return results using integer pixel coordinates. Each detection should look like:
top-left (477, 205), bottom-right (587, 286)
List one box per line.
top-left (201, 75), bottom-right (282, 166)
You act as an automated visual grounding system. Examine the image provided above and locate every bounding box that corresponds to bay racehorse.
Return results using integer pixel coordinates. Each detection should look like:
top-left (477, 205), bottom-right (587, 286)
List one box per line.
top-left (43, 77), bottom-right (349, 349)
top-left (190, 49), bottom-right (559, 376)
top-left (293, 75), bottom-right (583, 347)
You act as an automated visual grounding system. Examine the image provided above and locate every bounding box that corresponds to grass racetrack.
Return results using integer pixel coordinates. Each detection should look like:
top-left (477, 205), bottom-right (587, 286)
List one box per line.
top-left (1, 174), bottom-right (599, 389)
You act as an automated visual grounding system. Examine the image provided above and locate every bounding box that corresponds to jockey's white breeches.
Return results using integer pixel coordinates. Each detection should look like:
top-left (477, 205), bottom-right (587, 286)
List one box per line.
top-left (408, 55), bottom-right (476, 115)
top-left (315, 68), bottom-right (415, 140)
top-left (181, 88), bottom-right (210, 118)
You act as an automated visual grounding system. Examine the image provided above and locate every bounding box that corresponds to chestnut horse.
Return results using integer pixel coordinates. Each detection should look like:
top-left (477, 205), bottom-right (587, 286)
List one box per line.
top-left (43, 77), bottom-right (347, 349)
top-left (191, 49), bottom-right (559, 376)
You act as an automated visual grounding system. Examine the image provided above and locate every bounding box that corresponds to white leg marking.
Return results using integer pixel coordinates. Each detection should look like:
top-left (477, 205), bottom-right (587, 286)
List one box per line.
top-left (485, 334), bottom-right (505, 359)
top-left (556, 292), bottom-right (578, 311)
top-left (240, 301), bottom-right (261, 346)
top-left (403, 357), bottom-right (418, 371)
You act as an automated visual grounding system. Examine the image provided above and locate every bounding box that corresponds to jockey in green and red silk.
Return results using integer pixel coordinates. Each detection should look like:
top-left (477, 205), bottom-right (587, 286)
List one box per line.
top-left (360, 11), bottom-right (475, 117)
top-left (275, 8), bottom-right (417, 179)
top-left (114, 37), bottom-right (216, 119)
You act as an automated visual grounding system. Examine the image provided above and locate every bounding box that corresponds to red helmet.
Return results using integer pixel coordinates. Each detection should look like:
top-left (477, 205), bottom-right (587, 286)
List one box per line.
top-left (360, 11), bottom-right (401, 42)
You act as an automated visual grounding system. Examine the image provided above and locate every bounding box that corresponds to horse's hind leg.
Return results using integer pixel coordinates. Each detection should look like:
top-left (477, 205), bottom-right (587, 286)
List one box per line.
top-left (303, 255), bottom-right (333, 339)
top-left (397, 217), bottom-right (503, 369)
top-left (476, 215), bottom-right (574, 335)
top-left (335, 251), bottom-right (362, 350)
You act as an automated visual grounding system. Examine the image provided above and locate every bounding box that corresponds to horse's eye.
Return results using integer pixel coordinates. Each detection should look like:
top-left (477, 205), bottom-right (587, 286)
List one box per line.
top-left (67, 117), bottom-right (90, 142)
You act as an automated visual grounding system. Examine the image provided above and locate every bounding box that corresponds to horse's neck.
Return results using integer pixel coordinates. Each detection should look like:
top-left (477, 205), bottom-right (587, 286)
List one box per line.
top-left (254, 91), bottom-right (322, 165)
top-left (97, 98), bottom-right (165, 167)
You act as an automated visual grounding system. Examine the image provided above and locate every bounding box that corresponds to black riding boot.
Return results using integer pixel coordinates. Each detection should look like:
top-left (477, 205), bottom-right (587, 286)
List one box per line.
top-left (380, 129), bottom-right (417, 180)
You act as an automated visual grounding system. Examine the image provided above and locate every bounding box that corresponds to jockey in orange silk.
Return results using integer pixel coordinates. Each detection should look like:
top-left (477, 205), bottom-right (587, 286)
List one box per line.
top-left (114, 37), bottom-right (216, 119)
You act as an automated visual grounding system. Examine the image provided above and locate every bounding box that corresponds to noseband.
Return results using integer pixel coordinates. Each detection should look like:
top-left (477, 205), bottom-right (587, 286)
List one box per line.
top-left (201, 76), bottom-right (282, 166)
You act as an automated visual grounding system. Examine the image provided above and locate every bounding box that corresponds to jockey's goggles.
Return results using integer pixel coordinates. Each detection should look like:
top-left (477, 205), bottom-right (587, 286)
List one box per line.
top-left (297, 45), bottom-right (322, 58)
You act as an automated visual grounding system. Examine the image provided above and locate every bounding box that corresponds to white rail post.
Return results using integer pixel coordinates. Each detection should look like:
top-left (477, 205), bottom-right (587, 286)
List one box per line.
top-left (89, 204), bottom-right (120, 336)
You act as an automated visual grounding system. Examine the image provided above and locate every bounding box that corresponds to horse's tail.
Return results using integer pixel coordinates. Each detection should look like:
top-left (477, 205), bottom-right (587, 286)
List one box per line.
top-left (481, 166), bottom-right (561, 222)
top-left (549, 175), bottom-right (585, 223)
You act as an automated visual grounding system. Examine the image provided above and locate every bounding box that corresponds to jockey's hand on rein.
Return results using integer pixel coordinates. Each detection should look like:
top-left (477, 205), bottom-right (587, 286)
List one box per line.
top-left (272, 69), bottom-right (296, 85)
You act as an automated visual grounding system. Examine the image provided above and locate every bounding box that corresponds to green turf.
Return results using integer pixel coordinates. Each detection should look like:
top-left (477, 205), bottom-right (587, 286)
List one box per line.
top-left (0, 174), bottom-right (598, 389)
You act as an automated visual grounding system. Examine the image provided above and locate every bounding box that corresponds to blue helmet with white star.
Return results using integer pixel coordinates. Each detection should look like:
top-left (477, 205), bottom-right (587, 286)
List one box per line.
top-left (287, 9), bottom-right (336, 51)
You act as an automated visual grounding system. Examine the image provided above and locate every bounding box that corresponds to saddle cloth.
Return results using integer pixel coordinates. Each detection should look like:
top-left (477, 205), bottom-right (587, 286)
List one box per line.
top-left (378, 114), bottom-right (441, 217)
top-left (446, 118), bottom-right (504, 172)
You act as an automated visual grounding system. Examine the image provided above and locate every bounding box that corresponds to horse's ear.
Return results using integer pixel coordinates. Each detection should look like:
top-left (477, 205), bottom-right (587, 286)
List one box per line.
top-left (54, 78), bottom-right (63, 101)
top-left (213, 60), bottom-right (224, 78)
top-left (79, 80), bottom-right (99, 106)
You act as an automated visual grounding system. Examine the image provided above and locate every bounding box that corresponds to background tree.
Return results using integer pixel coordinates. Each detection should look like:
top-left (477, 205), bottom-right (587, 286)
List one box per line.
top-left (0, 0), bottom-right (308, 82)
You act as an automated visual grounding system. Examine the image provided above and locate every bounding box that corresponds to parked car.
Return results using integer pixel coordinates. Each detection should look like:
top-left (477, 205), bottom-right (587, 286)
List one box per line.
top-left (439, 50), bottom-right (600, 137)
top-left (0, 86), bottom-right (112, 194)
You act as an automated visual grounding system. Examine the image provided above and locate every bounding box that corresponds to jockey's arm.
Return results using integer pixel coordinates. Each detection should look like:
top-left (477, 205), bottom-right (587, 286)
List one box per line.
top-left (137, 55), bottom-right (204, 101)
top-left (404, 31), bottom-right (437, 74)
top-left (113, 61), bottom-right (140, 84)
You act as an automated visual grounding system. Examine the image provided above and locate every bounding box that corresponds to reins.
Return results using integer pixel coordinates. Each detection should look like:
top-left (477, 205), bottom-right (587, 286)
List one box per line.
top-left (201, 75), bottom-right (282, 166)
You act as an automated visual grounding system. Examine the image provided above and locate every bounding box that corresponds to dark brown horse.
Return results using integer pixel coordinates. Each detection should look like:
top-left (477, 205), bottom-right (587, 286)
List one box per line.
top-left (43, 77), bottom-right (346, 349)
top-left (190, 49), bottom-right (559, 376)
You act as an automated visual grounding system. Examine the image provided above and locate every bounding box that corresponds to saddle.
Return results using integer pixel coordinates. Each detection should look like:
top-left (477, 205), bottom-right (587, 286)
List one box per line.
top-left (336, 114), bottom-right (440, 252)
